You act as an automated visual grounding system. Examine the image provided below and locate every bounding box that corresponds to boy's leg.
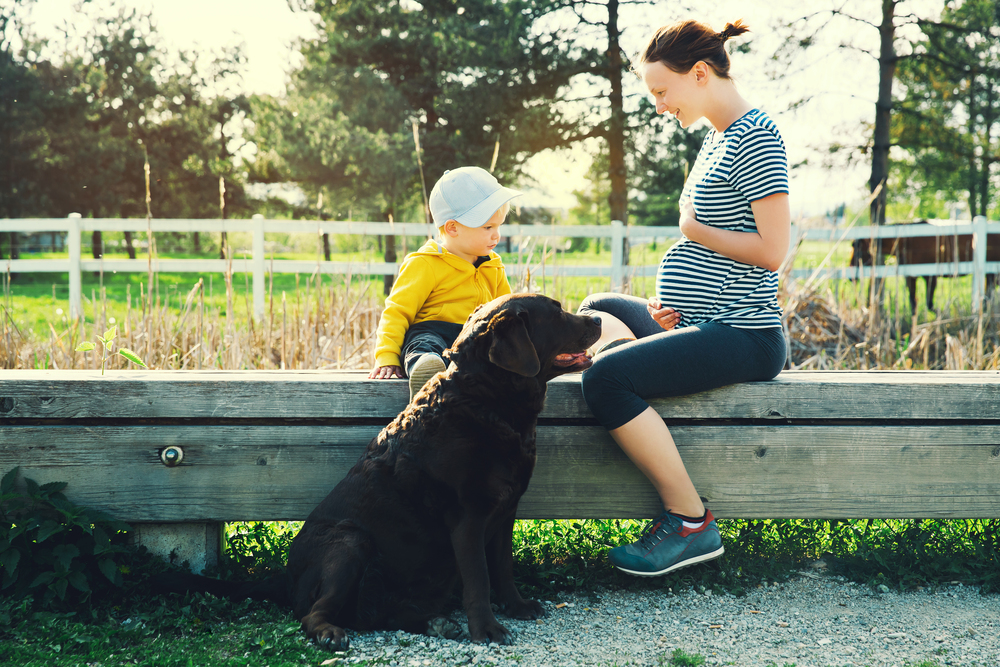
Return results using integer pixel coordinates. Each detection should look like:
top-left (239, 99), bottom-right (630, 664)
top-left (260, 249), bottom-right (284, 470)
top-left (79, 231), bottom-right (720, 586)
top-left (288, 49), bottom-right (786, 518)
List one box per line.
top-left (401, 322), bottom-right (463, 400)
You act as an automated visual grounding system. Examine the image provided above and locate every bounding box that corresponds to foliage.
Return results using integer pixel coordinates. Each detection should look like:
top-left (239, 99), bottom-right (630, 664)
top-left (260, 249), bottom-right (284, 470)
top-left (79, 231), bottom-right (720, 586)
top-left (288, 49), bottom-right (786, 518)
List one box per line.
top-left (74, 324), bottom-right (147, 374)
top-left (0, 467), bottom-right (131, 608)
top-left (0, 1), bottom-right (252, 223)
top-left (892, 0), bottom-right (1000, 220)
top-left (255, 0), bottom-right (586, 223)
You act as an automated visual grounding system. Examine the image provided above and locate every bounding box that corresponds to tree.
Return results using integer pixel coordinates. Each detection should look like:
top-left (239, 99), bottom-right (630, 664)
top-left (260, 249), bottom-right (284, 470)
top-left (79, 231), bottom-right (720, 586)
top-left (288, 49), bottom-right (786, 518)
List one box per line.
top-left (893, 0), bottom-right (1000, 219)
top-left (1, 2), bottom-right (251, 260)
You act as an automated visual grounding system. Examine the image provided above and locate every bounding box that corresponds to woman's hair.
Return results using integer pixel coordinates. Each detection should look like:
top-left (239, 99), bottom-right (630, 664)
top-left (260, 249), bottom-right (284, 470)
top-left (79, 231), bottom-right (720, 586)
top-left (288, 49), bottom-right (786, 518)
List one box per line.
top-left (636, 19), bottom-right (749, 79)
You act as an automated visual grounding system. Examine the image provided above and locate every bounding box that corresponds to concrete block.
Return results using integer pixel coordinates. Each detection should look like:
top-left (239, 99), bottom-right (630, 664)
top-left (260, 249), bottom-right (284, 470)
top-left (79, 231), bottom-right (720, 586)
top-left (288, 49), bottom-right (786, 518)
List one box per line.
top-left (132, 522), bottom-right (223, 574)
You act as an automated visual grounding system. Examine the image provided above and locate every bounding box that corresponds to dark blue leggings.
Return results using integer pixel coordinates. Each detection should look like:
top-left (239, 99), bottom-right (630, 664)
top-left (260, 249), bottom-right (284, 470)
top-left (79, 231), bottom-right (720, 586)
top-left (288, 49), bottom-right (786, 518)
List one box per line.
top-left (578, 293), bottom-right (787, 430)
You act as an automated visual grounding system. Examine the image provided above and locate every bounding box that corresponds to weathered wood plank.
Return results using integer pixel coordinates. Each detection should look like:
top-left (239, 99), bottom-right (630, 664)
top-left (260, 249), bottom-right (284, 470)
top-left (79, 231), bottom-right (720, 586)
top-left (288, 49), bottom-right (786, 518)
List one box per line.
top-left (4, 424), bottom-right (998, 520)
top-left (3, 370), bottom-right (1000, 421)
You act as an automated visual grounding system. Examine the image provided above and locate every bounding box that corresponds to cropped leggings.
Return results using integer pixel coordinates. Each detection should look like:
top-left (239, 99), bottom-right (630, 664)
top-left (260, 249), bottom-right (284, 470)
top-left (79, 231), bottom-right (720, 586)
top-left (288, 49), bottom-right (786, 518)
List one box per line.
top-left (578, 293), bottom-right (787, 430)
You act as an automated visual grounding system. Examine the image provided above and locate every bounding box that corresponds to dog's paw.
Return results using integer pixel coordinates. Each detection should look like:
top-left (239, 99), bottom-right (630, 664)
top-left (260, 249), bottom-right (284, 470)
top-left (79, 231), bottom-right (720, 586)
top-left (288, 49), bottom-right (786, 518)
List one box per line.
top-left (426, 617), bottom-right (464, 641)
top-left (501, 598), bottom-right (545, 620)
top-left (470, 619), bottom-right (513, 645)
top-left (314, 625), bottom-right (350, 652)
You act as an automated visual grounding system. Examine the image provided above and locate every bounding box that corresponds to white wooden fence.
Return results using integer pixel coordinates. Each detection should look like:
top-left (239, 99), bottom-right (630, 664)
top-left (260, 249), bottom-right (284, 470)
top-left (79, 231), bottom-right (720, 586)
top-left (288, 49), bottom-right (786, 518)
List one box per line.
top-left (2, 214), bottom-right (997, 320)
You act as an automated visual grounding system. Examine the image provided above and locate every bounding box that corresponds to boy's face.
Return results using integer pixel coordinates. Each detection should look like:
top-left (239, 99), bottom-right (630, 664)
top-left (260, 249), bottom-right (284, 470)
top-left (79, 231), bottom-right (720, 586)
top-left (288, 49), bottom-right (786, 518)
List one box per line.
top-left (441, 207), bottom-right (506, 263)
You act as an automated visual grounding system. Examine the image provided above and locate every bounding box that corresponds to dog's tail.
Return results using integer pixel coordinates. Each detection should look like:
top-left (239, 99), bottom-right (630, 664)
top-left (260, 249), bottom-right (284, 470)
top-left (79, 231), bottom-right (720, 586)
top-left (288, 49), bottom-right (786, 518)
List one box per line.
top-left (151, 571), bottom-right (294, 608)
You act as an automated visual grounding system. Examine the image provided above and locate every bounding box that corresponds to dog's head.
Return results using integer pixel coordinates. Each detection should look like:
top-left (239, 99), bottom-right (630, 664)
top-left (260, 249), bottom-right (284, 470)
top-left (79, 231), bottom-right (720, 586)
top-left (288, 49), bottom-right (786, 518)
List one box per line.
top-left (445, 294), bottom-right (601, 381)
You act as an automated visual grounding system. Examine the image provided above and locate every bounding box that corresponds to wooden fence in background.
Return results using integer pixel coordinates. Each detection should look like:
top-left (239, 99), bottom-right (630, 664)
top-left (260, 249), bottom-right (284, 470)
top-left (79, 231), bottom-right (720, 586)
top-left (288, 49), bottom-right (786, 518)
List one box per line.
top-left (2, 214), bottom-right (997, 319)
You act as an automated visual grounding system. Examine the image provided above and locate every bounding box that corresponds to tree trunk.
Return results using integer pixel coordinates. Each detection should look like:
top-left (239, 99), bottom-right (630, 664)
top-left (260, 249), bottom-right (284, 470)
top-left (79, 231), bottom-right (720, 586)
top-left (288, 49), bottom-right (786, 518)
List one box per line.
top-left (91, 231), bottom-right (103, 259)
top-left (124, 231), bottom-right (136, 259)
top-left (606, 0), bottom-right (629, 271)
top-left (870, 0), bottom-right (897, 228)
top-left (383, 209), bottom-right (397, 296)
top-left (868, 0), bottom-right (897, 313)
top-left (193, 231), bottom-right (201, 255)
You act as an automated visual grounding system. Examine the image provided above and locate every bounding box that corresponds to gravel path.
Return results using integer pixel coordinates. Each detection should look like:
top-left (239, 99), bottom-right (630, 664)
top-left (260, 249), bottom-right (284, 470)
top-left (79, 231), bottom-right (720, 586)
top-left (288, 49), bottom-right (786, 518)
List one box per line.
top-left (335, 571), bottom-right (999, 667)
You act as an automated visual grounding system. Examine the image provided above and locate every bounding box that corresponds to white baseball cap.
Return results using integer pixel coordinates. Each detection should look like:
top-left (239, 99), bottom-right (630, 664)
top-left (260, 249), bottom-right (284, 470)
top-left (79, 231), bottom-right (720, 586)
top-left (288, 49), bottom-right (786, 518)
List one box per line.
top-left (429, 166), bottom-right (522, 228)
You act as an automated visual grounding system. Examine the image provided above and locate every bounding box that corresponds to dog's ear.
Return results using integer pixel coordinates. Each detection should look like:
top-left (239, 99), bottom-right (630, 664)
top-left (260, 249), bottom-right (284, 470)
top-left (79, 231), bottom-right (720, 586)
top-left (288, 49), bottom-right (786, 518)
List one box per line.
top-left (487, 309), bottom-right (540, 376)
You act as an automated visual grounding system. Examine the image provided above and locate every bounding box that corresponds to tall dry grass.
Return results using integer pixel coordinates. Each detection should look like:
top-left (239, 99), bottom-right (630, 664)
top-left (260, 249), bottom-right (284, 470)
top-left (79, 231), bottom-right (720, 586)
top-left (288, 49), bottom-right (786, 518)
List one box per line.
top-left (3, 236), bottom-right (999, 372)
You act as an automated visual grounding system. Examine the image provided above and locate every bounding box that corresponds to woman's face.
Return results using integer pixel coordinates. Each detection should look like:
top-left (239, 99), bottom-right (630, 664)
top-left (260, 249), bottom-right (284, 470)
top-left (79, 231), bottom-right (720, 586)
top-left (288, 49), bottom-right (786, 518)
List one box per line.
top-left (641, 60), bottom-right (703, 129)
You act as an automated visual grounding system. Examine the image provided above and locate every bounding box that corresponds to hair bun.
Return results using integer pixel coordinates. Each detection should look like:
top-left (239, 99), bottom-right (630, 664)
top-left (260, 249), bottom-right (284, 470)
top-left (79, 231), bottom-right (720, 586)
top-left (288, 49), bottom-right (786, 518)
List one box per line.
top-left (718, 20), bottom-right (749, 42)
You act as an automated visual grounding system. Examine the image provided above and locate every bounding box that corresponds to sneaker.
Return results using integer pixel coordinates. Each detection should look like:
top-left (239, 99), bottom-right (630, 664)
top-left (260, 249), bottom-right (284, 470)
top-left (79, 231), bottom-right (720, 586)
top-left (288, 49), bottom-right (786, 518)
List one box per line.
top-left (594, 337), bottom-right (635, 355)
top-left (408, 353), bottom-right (446, 401)
top-left (608, 509), bottom-right (724, 577)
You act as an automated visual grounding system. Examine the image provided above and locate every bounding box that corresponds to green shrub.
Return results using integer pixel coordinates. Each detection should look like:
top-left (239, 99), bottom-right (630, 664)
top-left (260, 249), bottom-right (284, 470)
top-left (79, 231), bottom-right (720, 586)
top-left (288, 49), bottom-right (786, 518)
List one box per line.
top-left (0, 467), bottom-right (131, 607)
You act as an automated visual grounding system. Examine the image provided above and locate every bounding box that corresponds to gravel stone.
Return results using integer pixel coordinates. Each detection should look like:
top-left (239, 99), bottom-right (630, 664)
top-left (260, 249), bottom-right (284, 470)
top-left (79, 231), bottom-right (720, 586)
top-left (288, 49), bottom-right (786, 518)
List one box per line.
top-left (338, 572), bottom-right (1000, 666)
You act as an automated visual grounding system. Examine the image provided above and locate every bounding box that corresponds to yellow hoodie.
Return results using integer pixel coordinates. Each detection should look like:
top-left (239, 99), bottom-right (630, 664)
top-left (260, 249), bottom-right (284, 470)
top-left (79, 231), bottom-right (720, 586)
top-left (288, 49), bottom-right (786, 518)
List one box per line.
top-left (374, 239), bottom-right (512, 368)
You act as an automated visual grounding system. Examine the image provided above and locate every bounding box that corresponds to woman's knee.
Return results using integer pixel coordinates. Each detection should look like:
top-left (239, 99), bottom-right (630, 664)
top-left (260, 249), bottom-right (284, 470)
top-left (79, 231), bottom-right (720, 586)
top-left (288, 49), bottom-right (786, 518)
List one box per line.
top-left (578, 292), bottom-right (619, 316)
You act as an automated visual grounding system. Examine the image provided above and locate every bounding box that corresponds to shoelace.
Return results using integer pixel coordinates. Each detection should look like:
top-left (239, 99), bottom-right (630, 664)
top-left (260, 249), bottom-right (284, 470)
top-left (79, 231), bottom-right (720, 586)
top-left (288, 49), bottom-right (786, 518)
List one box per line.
top-left (636, 513), bottom-right (675, 549)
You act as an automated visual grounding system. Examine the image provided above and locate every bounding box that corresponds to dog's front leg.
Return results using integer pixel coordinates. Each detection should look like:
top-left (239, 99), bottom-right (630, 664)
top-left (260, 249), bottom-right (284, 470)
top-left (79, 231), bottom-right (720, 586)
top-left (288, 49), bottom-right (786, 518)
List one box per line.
top-left (450, 515), bottom-right (513, 645)
top-left (486, 510), bottom-right (545, 620)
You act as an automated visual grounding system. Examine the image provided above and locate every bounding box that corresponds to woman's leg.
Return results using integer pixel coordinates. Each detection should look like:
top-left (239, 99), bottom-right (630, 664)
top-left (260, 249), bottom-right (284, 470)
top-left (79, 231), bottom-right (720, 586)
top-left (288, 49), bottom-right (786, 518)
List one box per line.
top-left (610, 406), bottom-right (704, 516)
top-left (578, 293), bottom-right (663, 351)
top-left (582, 323), bottom-right (785, 513)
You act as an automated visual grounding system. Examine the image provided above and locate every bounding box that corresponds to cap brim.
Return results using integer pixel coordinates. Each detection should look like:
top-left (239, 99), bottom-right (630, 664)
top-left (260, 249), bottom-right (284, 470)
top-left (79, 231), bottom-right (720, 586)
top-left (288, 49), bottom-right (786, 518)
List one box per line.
top-left (452, 187), bottom-right (523, 228)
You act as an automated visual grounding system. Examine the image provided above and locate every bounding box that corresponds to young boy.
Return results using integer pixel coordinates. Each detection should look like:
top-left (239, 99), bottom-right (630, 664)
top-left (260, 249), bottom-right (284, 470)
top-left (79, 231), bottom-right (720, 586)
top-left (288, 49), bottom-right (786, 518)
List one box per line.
top-left (368, 166), bottom-right (522, 400)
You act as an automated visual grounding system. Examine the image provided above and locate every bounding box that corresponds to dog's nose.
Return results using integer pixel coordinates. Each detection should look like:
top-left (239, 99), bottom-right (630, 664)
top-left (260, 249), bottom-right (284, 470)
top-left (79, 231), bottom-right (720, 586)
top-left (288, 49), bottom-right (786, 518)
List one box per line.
top-left (589, 315), bottom-right (601, 327)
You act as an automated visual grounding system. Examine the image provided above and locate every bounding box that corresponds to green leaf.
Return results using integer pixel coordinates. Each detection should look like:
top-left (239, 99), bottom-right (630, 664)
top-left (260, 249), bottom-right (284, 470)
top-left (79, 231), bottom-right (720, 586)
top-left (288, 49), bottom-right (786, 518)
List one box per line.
top-left (2, 569), bottom-right (16, 590)
top-left (36, 520), bottom-right (64, 543)
top-left (92, 527), bottom-right (110, 555)
top-left (30, 571), bottom-right (55, 588)
top-left (67, 570), bottom-right (90, 593)
top-left (40, 481), bottom-right (68, 494)
top-left (117, 348), bottom-right (148, 368)
top-left (75, 341), bottom-right (97, 352)
top-left (0, 467), bottom-right (18, 494)
top-left (52, 544), bottom-right (80, 570)
top-left (98, 558), bottom-right (119, 583)
top-left (52, 577), bottom-right (68, 600)
top-left (104, 325), bottom-right (117, 343)
top-left (0, 547), bottom-right (19, 574)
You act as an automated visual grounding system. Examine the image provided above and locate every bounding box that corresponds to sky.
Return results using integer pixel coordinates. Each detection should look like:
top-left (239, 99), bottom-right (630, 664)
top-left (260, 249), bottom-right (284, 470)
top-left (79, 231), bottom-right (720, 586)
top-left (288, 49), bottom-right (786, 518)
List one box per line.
top-left (18, 0), bottom-right (923, 219)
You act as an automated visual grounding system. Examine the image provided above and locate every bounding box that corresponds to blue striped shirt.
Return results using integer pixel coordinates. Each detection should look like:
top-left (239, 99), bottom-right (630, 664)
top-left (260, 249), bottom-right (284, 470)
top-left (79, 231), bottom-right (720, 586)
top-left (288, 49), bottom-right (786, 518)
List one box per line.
top-left (656, 109), bottom-right (788, 330)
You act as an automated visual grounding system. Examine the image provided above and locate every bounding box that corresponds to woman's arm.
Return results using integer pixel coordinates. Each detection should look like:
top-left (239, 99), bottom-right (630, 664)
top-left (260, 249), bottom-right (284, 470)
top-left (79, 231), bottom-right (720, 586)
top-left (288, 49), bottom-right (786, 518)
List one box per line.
top-left (678, 193), bottom-right (791, 272)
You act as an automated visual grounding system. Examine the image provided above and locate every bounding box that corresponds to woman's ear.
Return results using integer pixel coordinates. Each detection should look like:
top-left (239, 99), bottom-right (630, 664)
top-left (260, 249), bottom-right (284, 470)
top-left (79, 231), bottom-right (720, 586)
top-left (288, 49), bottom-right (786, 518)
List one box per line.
top-left (693, 61), bottom-right (710, 84)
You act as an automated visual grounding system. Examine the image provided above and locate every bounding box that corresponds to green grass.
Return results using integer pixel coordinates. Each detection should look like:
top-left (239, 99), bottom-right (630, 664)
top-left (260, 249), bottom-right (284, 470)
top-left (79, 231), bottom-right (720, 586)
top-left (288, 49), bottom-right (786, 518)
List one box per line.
top-left (2, 516), bottom-right (997, 666)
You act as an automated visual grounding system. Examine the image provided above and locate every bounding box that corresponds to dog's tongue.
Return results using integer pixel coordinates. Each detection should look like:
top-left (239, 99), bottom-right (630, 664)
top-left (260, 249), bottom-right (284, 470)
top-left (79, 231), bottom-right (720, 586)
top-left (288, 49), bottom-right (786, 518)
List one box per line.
top-left (554, 351), bottom-right (590, 367)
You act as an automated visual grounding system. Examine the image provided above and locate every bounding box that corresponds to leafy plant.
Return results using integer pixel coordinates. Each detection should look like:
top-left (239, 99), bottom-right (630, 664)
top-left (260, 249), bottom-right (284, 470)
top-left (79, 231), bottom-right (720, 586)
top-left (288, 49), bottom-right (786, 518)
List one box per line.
top-left (74, 325), bottom-right (147, 374)
top-left (1, 467), bottom-right (132, 607)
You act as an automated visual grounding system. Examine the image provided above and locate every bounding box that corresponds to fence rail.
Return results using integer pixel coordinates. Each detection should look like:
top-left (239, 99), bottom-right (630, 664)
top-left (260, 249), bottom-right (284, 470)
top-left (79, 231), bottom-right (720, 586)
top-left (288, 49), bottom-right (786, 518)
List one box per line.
top-left (2, 214), bottom-right (997, 319)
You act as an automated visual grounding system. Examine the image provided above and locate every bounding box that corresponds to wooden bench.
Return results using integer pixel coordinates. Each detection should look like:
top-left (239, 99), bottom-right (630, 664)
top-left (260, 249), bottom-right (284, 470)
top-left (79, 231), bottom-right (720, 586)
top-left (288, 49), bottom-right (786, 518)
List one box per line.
top-left (3, 370), bottom-right (1000, 573)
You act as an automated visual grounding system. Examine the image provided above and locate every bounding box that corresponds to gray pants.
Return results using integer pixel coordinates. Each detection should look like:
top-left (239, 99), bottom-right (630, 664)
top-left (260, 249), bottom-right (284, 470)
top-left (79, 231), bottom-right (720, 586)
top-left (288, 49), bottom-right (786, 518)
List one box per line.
top-left (578, 293), bottom-right (786, 430)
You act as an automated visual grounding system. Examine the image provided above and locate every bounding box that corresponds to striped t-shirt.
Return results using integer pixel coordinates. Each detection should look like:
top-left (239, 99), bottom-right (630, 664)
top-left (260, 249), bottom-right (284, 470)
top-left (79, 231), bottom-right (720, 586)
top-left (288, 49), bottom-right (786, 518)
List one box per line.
top-left (656, 108), bottom-right (788, 330)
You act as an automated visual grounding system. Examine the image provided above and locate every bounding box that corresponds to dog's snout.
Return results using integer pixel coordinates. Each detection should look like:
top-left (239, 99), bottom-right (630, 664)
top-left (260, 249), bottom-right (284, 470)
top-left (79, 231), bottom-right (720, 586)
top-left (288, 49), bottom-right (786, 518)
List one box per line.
top-left (589, 315), bottom-right (601, 327)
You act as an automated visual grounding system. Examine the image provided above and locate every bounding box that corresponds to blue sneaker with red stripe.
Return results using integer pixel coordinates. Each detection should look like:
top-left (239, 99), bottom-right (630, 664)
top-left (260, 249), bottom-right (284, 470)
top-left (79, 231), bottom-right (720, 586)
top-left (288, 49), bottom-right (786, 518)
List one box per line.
top-left (609, 509), bottom-right (724, 577)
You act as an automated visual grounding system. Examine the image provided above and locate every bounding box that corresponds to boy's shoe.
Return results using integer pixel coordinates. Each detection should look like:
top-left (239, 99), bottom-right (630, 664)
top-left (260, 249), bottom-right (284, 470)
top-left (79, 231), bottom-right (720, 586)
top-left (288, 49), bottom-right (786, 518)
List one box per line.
top-left (408, 353), bottom-right (446, 401)
top-left (594, 337), bottom-right (635, 355)
top-left (608, 509), bottom-right (724, 577)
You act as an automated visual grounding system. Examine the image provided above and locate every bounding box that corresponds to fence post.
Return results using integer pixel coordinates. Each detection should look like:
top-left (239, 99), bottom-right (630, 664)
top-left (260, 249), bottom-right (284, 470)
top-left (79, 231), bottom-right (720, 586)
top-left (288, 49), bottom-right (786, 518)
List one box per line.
top-left (252, 214), bottom-right (265, 321)
top-left (68, 213), bottom-right (82, 320)
top-left (611, 220), bottom-right (625, 292)
top-left (971, 215), bottom-right (988, 313)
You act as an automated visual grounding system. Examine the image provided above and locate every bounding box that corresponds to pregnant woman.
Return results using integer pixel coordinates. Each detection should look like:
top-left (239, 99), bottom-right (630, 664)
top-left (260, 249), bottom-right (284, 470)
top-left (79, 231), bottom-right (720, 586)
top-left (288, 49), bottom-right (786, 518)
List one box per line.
top-left (579, 18), bottom-right (789, 576)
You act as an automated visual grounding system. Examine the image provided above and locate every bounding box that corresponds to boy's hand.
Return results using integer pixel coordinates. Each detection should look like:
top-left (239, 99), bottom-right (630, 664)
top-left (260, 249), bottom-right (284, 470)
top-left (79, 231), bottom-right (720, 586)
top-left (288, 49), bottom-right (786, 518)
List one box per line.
top-left (647, 297), bottom-right (680, 331)
top-left (369, 365), bottom-right (405, 379)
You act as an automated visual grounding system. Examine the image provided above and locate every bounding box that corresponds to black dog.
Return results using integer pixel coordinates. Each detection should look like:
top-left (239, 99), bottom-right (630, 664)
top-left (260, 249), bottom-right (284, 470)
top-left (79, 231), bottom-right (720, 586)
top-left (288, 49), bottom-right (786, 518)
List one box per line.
top-left (163, 293), bottom-right (601, 650)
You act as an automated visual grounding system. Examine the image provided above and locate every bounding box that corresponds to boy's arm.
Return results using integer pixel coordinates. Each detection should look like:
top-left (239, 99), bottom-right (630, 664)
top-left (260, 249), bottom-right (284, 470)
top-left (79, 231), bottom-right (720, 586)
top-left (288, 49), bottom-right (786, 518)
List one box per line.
top-left (373, 256), bottom-right (435, 369)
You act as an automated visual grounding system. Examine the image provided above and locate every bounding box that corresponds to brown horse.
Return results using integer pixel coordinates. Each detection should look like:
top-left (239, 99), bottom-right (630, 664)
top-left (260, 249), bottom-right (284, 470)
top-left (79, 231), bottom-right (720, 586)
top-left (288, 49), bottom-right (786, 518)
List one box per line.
top-left (848, 223), bottom-right (998, 313)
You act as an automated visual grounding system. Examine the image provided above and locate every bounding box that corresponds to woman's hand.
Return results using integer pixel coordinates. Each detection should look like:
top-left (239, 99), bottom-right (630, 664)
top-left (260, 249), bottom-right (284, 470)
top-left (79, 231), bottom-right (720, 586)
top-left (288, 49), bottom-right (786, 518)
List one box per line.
top-left (647, 297), bottom-right (680, 331)
top-left (678, 201), bottom-right (702, 239)
top-left (369, 365), bottom-right (404, 379)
